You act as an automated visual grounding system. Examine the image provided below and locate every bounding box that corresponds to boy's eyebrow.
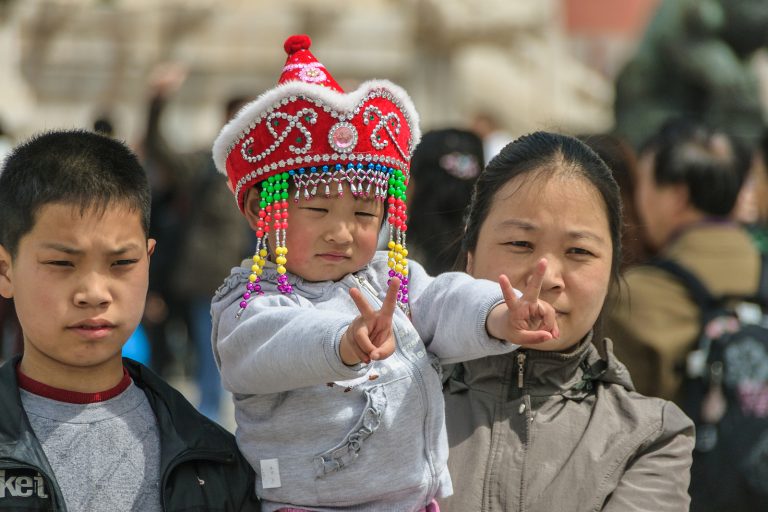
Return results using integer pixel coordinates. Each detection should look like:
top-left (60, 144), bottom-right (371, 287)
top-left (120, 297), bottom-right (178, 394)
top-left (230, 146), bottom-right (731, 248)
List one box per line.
top-left (41, 242), bottom-right (143, 255)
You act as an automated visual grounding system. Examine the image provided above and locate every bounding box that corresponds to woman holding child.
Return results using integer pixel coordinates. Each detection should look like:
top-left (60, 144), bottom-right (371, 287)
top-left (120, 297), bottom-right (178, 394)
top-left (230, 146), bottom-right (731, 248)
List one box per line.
top-left (440, 132), bottom-right (695, 512)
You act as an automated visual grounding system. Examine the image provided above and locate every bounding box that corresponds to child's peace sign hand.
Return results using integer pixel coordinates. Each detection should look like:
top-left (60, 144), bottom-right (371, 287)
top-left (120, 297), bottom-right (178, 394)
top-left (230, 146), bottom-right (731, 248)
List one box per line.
top-left (340, 278), bottom-right (401, 365)
top-left (486, 258), bottom-right (560, 346)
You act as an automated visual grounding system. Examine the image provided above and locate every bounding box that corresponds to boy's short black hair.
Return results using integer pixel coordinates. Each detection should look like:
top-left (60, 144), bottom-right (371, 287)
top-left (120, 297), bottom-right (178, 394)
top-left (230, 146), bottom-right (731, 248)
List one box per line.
top-left (0, 129), bottom-right (150, 256)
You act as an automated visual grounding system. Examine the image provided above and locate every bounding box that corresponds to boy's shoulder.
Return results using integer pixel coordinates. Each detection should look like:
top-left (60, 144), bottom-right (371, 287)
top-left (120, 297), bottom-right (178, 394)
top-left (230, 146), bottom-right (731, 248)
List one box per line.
top-left (122, 359), bottom-right (236, 445)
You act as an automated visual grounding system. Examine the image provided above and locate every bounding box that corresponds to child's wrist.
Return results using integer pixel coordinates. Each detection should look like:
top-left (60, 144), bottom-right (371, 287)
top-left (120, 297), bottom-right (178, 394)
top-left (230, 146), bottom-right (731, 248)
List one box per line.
top-left (339, 329), bottom-right (362, 366)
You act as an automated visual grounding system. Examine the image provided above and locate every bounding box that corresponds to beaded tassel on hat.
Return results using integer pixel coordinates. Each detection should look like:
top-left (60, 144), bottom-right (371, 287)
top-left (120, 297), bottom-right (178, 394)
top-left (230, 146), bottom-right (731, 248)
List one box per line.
top-left (238, 173), bottom-right (293, 315)
top-left (386, 169), bottom-right (409, 305)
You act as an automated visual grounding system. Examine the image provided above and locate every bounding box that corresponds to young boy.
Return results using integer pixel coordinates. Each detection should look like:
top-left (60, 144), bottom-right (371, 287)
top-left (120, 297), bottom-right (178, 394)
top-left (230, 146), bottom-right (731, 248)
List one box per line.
top-left (0, 130), bottom-right (259, 511)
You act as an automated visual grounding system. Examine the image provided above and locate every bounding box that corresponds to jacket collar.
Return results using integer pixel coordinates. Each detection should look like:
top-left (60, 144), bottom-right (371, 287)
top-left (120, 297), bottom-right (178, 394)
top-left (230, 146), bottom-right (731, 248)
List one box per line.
top-left (122, 359), bottom-right (236, 466)
top-left (0, 356), bottom-right (234, 469)
top-left (520, 335), bottom-right (635, 400)
top-left (447, 334), bottom-right (635, 400)
top-left (0, 355), bottom-right (65, 506)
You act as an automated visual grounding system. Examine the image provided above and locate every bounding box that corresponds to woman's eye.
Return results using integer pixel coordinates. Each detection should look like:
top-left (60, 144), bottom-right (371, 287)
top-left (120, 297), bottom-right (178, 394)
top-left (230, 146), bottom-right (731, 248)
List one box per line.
top-left (356, 211), bottom-right (377, 218)
top-left (503, 241), bottom-right (532, 250)
top-left (568, 247), bottom-right (594, 256)
top-left (303, 207), bottom-right (328, 213)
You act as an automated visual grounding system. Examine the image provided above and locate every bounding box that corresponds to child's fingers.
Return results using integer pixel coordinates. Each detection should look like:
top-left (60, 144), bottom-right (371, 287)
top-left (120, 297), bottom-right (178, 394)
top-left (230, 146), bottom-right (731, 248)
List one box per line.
top-left (499, 274), bottom-right (520, 307)
top-left (349, 322), bottom-right (377, 363)
top-left (349, 287), bottom-right (375, 319)
top-left (520, 258), bottom-right (547, 304)
top-left (378, 277), bottom-right (401, 321)
top-left (370, 336), bottom-right (396, 361)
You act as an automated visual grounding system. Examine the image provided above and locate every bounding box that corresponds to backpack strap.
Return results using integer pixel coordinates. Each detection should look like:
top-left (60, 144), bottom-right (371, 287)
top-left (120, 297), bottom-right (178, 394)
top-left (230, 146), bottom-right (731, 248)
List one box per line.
top-left (649, 251), bottom-right (768, 309)
top-left (647, 258), bottom-right (718, 311)
top-left (755, 252), bottom-right (768, 306)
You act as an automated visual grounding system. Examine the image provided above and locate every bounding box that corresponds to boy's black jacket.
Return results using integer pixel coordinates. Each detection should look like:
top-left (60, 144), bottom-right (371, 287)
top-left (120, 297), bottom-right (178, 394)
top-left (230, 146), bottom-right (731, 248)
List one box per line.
top-left (0, 356), bottom-right (260, 511)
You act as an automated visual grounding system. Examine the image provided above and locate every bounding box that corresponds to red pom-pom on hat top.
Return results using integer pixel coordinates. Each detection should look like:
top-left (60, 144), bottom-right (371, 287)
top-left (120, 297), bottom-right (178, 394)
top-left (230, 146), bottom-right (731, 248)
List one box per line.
top-left (278, 34), bottom-right (343, 92)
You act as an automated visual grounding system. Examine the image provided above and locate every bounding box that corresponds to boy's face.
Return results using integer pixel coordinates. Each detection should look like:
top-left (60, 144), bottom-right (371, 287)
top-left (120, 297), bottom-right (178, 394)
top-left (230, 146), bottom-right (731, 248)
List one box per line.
top-left (0, 202), bottom-right (154, 379)
top-left (248, 183), bottom-right (384, 282)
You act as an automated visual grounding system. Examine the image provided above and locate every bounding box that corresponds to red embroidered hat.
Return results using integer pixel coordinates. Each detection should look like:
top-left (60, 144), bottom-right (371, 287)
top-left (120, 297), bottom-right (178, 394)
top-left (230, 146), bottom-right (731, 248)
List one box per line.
top-left (212, 34), bottom-right (420, 313)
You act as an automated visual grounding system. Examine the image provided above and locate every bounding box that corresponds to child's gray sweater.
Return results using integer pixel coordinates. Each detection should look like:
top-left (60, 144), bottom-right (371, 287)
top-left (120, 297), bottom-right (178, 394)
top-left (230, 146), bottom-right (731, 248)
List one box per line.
top-left (211, 251), bottom-right (518, 512)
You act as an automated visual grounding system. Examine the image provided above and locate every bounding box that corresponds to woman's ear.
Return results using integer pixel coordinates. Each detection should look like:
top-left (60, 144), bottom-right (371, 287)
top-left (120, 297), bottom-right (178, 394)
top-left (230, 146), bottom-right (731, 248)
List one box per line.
top-left (0, 245), bottom-right (14, 299)
top-left (465, 251), bottom-right (474, 274)
top-left (242, 188), bottom-right (261, 231)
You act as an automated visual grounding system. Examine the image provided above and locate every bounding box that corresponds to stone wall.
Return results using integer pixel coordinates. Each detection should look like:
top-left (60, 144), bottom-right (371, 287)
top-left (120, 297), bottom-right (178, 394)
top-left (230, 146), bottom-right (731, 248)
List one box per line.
top-left (0, 0), bottom-right (614, 151)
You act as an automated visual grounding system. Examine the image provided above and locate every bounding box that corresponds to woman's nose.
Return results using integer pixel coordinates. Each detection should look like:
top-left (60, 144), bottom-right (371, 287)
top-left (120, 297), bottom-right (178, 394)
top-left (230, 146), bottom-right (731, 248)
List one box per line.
top-left (541, 257), bottom-right (565, 290)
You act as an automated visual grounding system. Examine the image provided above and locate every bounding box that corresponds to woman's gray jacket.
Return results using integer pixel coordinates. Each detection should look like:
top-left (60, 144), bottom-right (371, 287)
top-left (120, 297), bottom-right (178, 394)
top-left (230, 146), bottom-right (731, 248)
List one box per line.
top-left (440, 337), bottom-right (694, 512)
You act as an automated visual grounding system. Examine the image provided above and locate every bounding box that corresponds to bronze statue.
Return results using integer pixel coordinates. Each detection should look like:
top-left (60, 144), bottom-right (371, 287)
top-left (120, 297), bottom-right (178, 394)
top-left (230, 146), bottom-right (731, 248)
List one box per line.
top-left (615, 0), bottom-right (768, 148)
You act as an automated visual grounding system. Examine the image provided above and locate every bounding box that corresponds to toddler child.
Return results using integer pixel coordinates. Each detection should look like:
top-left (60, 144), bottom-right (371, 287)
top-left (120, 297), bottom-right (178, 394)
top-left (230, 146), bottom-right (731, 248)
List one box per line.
top-left (0, 130), bottom-right (259, 511)
top-left (211, 35), bottom-right (558, 512)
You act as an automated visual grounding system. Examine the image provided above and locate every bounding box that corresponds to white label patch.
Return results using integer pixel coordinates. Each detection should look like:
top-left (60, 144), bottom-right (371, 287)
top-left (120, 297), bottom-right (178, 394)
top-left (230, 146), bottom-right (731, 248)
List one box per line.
top-left (260, 459), bottom-right (282, 489)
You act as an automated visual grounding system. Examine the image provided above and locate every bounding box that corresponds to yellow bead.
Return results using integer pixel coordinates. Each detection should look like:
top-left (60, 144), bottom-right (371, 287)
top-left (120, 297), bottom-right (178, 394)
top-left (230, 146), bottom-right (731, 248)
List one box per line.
top-left (276, 256), bottom-right (287, 265)
top-left (259, 249), bottom-right (268, 257)
top-left (387, 260), bottom-right (395, 269)
top-left (388, 251), bottom-right (395, 259)
top-left (394, 253), bottom-right (403, 262)
top-left (395, 244), bottom-right (403, 252)
top-left (251, 264), bottom-right (259, 272)
top-left (387, 241), bottom-right (395, 249)
top-left (401, 249), bottom-right (408, 257)
top-left (252, 255), bottom-right (259, 263)
top-left (395, 264), bottom-right (403, 273)
top-left (277, 265), bottom-right (286, 274)
top-left (249, 274), bottom-right (257, 282)
top-left (255, 268), bottom-right (263, 276)
top-left (402, 267), bottom-right (409, 276)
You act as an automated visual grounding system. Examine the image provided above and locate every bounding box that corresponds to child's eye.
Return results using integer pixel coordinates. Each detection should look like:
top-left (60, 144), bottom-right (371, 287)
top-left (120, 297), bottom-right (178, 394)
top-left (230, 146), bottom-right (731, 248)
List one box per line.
top-left (45, 260), bottom-right (74, 267)
top-left (355, 211), bottom-right (377, 218)
top-left (301, 207), bottom-right (328, 214)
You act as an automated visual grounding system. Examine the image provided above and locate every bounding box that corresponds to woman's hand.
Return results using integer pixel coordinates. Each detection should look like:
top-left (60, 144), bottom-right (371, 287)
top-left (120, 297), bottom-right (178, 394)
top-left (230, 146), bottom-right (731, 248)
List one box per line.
top-left (340, 278), bottom-right (401, 365)
top-left (486, 258), bottom-right (560, 345)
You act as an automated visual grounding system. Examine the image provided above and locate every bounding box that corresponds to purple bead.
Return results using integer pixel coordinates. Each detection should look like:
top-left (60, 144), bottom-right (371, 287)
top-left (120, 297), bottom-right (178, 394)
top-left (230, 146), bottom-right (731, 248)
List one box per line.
top-left (254, 284), bottom-right (262, 292)
top-left (243, 292), bottom-right (251, 300)
top-left (247, 283), bottom-right (256, 291)
top-left (239, 300), bottom-right (248, 309)
top-left (402, 296), bottom-right (409, 304)
top-left (401, 277), bottom-right (409, 285)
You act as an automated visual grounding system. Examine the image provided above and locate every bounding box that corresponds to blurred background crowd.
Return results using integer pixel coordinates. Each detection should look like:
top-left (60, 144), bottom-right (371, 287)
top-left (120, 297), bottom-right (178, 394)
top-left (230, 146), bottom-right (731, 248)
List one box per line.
top-left (1, 0), bottom-right (768, 445)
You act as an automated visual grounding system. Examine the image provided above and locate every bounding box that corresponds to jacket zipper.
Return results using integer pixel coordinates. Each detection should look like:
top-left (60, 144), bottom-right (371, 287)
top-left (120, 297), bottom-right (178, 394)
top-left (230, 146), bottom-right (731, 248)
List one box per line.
top-left (515, 351), bottom-right (529, 512)
top-left (517, 351), bottom-right (527, 388)
top-left (353, 274), bottom-right (381, 299)
top-left (351, 273), bottom-right (439, 500)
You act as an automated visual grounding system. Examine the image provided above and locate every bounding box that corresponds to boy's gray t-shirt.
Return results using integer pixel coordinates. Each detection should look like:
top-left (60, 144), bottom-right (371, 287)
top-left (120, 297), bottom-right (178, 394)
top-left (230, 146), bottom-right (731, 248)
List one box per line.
top-left (20, 381), bottom-right (162, 512)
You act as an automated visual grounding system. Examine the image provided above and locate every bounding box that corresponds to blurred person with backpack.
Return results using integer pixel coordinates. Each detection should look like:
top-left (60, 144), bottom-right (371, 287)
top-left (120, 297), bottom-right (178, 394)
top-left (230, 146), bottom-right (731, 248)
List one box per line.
top-left (605, 118), bottom-right (765, 511)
